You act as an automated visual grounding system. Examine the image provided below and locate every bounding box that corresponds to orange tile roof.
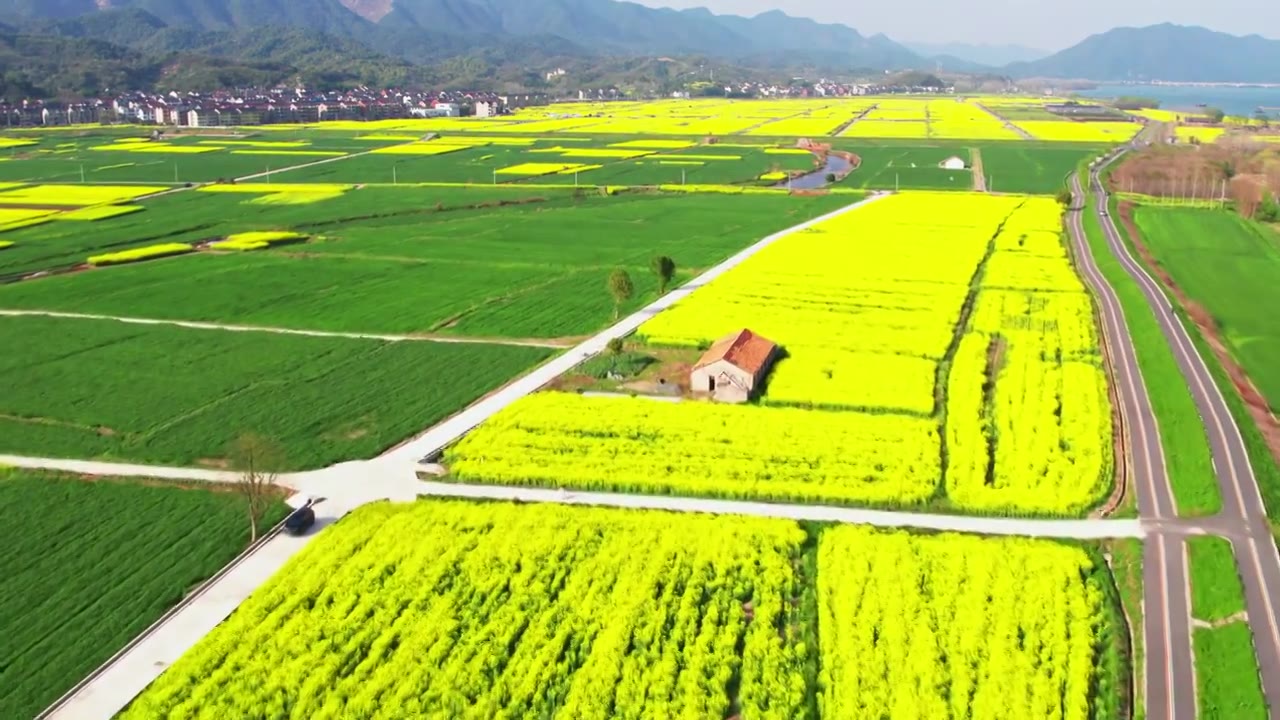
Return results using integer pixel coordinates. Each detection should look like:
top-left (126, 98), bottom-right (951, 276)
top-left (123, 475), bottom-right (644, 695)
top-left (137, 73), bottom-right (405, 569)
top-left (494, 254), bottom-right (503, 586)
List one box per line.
top-left (695, 329), bottom-right (777, 375)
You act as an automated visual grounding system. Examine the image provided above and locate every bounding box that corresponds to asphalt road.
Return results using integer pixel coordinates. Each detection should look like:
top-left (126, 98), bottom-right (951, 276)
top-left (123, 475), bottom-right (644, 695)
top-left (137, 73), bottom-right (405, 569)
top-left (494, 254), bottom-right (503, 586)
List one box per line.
top-left (1066, 171), bottom-right (1196, 720)
top-left (1082, 151), bottom-right (1280, 718)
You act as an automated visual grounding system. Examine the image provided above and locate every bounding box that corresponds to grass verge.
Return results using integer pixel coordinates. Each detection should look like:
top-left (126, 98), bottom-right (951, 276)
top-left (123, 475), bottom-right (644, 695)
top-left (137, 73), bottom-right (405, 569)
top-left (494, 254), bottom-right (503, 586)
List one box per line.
top-left (1102, 539), bottom-right (1144, 720)
top-left (1187, 536), bottom-right (1246, 622)
top-left (1077, 173), bottom-right (1220, 516)
top-left (1194, 622), bottom-right (1269, 720)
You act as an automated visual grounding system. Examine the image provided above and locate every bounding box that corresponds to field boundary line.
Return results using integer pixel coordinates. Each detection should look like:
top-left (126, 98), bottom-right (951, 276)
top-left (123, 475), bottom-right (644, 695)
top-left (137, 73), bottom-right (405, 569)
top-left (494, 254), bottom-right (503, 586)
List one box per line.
top-left (36, 515), bottom-right (291, 719)
top-left (413, 479), bottom-right (1148, 538)
top-left (0, 309), bottom-right (571, 349)
top-left (232, 137), bottom-right (424, 183)
top-left (0, 454), bottom-right (238, 482)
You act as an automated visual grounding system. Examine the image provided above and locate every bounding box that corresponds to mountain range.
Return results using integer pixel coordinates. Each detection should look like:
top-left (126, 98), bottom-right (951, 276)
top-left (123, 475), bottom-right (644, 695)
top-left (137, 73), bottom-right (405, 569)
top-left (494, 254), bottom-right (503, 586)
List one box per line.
top-left (1008, 24), bottom-right (1280, 84)
top-left (1, 0), bottom-right (1279, 97)
top-left (903, 41), bottom-right (1048, 67)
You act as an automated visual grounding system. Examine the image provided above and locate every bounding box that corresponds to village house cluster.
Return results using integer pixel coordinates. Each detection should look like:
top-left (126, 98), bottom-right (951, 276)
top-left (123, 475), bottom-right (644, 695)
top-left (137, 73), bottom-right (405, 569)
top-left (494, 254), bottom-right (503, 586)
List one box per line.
top-left (0, 88), bottom-right (552, 128)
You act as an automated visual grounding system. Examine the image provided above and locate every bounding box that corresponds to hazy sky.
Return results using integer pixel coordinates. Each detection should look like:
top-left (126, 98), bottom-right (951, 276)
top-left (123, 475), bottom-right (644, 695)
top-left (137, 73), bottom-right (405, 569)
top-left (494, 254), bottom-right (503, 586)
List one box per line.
top-left (630, 0), bottom-right (1277, 50)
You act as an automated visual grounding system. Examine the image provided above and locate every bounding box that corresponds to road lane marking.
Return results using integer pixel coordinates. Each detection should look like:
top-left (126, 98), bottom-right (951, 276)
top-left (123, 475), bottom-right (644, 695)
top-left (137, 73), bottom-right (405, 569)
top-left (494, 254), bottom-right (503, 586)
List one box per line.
top-left (1160, 537), bottom-right (1178, 720)
top-left (1180, 538), bottom-right (1198, 719)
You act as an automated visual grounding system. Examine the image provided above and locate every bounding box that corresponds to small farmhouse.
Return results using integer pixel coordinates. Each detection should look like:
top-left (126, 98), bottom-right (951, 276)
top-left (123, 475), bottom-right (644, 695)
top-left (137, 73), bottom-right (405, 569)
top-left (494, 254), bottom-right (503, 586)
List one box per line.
top-left (691, 329), bottom-right (778, 403)
top-left (940, 155), bottom-right (967, 170)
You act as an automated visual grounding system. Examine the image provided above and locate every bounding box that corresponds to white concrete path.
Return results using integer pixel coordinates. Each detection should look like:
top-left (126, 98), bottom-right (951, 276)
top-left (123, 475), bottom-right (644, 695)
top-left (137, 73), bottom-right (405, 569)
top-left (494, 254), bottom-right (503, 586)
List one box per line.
top-left (0, 309), bottom-right (570, 349)
top-left (415, 480), bottom-right (1147, 539)
top-left (0, 455), bottom-right (238, 483)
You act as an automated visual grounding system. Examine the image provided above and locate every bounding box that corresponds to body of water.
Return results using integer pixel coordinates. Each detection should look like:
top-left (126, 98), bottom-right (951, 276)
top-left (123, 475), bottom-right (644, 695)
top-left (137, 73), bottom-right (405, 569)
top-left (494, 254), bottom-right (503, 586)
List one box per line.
top-left (1077, 84), bottom-right (1280, 118)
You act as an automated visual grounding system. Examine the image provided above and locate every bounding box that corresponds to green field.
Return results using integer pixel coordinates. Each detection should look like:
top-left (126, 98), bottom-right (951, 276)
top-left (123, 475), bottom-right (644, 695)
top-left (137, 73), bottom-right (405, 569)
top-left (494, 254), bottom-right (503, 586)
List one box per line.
top-left (0, 130), bottom-right (398, 184)
top-left (1133, 206), bottom-right (1280, 412)
top-left (0, 192), bottom-right (851, 339)
top-left (0, 469), bottom-right (288, 719)
top-left (285, 140), bottom-right (815, 186)
top-left (1083, 192), bottom-right (1220, 516)
top-left (0, 184), bottom-right (579, 278)
top-left (0, 315), bottom-right (551, 468)
top-left (828, 140), bottom-right (1103, 194)
top-left (1194, 622), bottom-right (1268, 719)
top-left (837, 145), bottom-right (972, 190)
top-left (978, 145), bottom-right (1102, 194)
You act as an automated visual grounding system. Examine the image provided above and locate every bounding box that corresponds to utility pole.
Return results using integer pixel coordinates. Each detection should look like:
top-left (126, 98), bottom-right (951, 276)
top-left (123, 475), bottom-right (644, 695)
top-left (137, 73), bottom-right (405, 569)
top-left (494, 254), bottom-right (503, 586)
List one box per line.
top-left (682, 169), bottom-right (686, 186)
top-left (174, 163), bottom-right (178, 183)
top-left (393, 165), bottom-right (397, 185)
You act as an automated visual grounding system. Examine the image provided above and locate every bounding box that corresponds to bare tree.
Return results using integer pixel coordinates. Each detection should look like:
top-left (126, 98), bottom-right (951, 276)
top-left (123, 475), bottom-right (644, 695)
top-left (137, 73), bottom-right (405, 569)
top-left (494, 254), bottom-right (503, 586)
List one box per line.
top-left (229, 433), bottom-right (282, 542)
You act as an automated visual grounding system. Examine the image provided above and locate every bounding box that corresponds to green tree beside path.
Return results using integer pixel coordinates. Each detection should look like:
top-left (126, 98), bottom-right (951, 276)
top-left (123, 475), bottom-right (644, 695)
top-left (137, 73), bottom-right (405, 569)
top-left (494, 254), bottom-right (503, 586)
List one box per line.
top-left (608, 268), bottom-right (634, 320)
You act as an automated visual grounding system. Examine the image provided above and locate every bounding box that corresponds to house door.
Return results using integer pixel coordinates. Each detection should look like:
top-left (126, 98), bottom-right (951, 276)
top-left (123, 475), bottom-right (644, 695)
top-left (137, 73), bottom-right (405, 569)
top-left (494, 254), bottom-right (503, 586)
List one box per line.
top-left (707, 376), bottom-right (716, 392)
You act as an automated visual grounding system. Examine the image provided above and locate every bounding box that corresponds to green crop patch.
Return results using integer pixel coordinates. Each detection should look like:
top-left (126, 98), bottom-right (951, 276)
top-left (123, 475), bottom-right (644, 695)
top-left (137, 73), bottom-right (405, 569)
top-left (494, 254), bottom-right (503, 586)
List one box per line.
top-left (1134, 206), bottom-right (1280, 412)
top-left (0, 192), bottom-right (851, 339)
top-left (837, 145), bottom-right (972, 190)
top-left (978, 145), bottom-right (1103, 194)
top-left (0, 184), bottom-right (575, 279)
top-left (0, 315), bottom-right (551, 468)
top-left (0, 470), bottom-right (288, 719)
top-left (0, 130), bottom-right (401, 185)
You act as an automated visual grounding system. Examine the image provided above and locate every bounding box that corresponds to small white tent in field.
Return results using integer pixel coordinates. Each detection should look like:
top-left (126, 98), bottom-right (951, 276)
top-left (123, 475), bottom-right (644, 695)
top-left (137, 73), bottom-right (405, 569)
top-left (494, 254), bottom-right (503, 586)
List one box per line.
top-left (940, 156), bottom-right (967, 170)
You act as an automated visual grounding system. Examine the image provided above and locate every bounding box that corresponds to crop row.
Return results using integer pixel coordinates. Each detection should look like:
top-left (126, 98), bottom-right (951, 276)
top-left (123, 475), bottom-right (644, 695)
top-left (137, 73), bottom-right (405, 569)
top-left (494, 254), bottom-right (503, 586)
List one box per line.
top-left (0, 315), bottom-right (551, 470)
top-left (120, 500), bottom-right (1119, 719)
top-left (945, 200), bottom-right (1113, 514)
top-left (0, 470), bottom-right (286, 719)
top-left (446, 391), bottom-right (941, 506)
top-left (819, 526), bottom-right (1109, 719)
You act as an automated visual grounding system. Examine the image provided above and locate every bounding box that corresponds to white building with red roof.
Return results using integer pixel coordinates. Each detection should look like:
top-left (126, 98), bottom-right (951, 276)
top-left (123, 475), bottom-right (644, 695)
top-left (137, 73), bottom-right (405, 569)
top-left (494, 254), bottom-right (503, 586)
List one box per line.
top-left (690, 329), bottom-right (778, 404)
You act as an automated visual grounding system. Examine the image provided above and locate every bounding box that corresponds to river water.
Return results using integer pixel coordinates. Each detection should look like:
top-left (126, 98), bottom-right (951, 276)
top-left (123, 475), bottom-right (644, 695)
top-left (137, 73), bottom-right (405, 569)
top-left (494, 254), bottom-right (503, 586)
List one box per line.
top-left (776, 154), bottom-right (852, 190)
top-left (1076, 84), bottom-right (1280, 118)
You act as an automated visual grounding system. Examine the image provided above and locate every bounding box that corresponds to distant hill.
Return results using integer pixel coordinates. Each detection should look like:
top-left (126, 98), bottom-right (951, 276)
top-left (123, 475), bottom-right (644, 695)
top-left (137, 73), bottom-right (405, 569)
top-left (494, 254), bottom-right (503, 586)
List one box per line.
top-left (5, 1), bottom-right (1280, 91)
top-left (1007, 24), bottom-right (1280, 83)
top-left (0, 8), bottom-right (444, 99)
top-left (905, 41), bottom-right (1048, 67)
top-left (0, 0), bottom-right (928, 70)
top-left (363, 0), bottom-right (925, 68)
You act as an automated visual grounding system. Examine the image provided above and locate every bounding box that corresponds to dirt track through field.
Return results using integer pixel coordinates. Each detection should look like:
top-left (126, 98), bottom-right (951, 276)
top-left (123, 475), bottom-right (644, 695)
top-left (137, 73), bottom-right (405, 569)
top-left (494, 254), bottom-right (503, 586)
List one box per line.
top-left (0, 309), bottom-right (572, 349)
top-left (970, 148), bottom-right (987, 192)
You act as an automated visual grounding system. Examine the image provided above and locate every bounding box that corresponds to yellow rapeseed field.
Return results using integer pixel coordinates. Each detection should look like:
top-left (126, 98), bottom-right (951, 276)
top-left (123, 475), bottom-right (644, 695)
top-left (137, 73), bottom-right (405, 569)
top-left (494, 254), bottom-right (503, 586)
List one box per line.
top-left (0, 184), bottom-right (166, 205)
top-left (447, 192), bottom-right (1111, 514)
